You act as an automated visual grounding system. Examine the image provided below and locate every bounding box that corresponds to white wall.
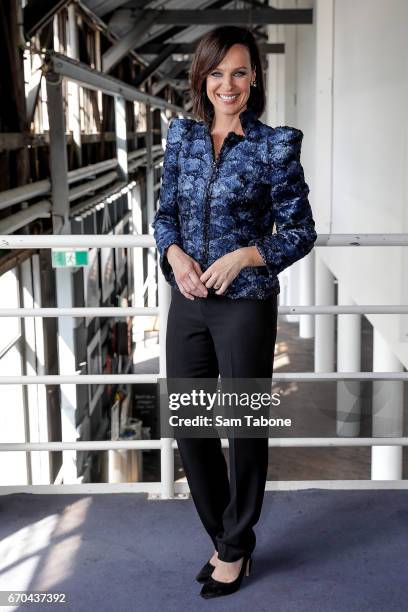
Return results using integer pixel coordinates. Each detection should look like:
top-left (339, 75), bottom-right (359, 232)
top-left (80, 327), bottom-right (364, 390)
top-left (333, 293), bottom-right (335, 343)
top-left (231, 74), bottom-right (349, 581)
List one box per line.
top-left (295, 0), bottom-right (408, 367)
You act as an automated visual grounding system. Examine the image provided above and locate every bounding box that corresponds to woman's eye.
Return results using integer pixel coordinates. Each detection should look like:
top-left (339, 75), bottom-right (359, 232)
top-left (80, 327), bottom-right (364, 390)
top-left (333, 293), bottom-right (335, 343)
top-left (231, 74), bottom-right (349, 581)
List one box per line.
top-left (211, 71), bottom-right (246, 77)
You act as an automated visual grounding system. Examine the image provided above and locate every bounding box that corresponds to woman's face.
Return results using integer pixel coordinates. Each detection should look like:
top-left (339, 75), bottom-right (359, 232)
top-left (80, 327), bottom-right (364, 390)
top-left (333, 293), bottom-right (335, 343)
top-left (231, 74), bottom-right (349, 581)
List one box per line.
top-left (206, 44), bottom-right (256, 120)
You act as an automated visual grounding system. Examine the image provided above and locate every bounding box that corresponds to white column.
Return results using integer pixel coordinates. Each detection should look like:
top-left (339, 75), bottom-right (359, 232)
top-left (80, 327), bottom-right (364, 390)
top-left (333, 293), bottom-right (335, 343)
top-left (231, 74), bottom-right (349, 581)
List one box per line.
top-left (314, 252), bottom-right (335, 372)
top-left (314, 0), bottom-right (334, 231)
top-left (336, 283), bottom-right (361, 437)
top-left (267, 0), bottom-right (290, 317)
top-left (283, 0), bottom-right (297, 126)
top-left (267, 0), bottom-right (286, 127)
top-left (371, 329), bottom-right (404, 480)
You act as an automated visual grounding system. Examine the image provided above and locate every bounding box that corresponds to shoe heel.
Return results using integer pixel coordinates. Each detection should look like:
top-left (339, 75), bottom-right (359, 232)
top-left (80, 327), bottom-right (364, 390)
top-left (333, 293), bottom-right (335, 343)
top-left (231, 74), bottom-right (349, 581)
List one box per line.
top-left (245, 556), bottom-right (252, 577)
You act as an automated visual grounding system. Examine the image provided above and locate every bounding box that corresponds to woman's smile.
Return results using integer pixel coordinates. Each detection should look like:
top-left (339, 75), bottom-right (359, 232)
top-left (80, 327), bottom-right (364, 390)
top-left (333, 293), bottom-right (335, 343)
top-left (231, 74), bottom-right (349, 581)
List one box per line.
top-left (216, 93), bottom-right (240, 104)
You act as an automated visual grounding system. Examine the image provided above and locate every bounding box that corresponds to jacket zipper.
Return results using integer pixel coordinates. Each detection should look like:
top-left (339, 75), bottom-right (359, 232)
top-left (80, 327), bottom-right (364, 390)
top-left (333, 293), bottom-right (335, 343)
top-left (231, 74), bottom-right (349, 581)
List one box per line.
top-left (202, 133), bottom-right (234, 269)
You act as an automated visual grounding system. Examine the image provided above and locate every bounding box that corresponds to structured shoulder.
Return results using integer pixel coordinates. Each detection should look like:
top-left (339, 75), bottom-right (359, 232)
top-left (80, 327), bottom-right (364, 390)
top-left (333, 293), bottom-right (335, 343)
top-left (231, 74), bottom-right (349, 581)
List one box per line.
top-left (267, 125), bottom-right (304, 162)
top-left (166, 117), bottom-right (194, 145)
top-left (269, 125), bottom-right (303, 145)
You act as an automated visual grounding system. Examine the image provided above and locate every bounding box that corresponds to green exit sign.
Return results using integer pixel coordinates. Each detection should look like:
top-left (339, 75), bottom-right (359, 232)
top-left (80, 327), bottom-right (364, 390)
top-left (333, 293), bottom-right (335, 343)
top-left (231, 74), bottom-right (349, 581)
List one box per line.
top-left (51, 249), bottom-right (89, 268)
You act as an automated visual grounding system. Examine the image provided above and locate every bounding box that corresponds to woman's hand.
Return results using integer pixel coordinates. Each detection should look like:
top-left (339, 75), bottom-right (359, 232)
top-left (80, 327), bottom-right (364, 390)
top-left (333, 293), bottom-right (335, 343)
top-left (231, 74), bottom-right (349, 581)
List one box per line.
top-left (167, 244), bottom-right (209, 300)
top-left (200, 249), bottom-right (249, 296)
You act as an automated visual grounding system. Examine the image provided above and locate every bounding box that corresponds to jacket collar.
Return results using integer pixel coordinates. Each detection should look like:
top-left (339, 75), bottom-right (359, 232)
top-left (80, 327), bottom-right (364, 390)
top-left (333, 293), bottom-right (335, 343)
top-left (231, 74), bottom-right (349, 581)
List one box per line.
top-left (200, 106), bottom-right (258, 139)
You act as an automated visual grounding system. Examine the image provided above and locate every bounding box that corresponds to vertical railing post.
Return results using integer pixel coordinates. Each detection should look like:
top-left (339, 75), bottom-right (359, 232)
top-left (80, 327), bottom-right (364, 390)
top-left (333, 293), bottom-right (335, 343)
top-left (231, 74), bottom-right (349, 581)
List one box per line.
top-left (46, 72), bottom-right (78, 483)
top-left (145, 103), bottom-right (156, 307)
top-left (314, 253), bottom-right (335, 372)
top-left (158, 266), bottom-right (173, 499)
top-left (336, 284), bottom-right (361, 437)
top-left (67, 3), bottom-right (82, 166)
top-left (114, 95), bottom-right (128, 181)
top-left (372, 330), bottom-right (404, 479)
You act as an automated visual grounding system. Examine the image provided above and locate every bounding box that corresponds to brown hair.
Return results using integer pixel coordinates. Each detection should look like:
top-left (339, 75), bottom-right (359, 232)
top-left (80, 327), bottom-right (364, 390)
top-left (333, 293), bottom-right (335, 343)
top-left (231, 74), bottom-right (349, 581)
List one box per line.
top-left (189, 26), bottom-right (266, 124)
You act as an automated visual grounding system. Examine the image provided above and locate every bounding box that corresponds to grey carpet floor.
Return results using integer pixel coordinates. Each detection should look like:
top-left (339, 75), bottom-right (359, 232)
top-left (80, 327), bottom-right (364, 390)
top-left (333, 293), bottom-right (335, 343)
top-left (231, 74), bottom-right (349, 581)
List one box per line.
top-left (1, 490), bottom-right (408, 612)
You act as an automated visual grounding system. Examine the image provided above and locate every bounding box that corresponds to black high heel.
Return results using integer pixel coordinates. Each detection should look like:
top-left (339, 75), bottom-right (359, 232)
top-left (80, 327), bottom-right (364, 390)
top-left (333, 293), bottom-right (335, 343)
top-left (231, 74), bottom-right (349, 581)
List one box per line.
top-left (199, 554), bottom-right (252, 599)
top-left (195, 559), bottom-right (216, 583)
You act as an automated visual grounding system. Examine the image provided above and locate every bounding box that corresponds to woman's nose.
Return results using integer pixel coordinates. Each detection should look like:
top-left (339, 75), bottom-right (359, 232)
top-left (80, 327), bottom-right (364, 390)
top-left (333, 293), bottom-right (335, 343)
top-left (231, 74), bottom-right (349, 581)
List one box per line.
top-left (221, 77), bottom-right (233, 88)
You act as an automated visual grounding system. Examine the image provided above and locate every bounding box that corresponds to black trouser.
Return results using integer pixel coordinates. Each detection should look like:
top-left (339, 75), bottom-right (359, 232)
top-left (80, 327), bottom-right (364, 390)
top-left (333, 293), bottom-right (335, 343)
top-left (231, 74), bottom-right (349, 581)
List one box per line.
top-left (166, 286), bottom-right (278, 562)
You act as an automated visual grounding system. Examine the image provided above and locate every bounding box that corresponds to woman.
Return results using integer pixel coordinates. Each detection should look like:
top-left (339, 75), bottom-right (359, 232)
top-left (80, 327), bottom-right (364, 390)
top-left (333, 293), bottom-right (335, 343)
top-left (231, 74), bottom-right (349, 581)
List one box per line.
top-left (152, 26), bottom-right (317, 598)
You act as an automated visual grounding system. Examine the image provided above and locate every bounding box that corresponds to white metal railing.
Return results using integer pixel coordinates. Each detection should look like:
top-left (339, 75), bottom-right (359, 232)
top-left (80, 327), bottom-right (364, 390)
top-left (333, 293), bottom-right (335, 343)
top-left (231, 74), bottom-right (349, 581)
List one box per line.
top-left (1, 233), bottom-right (408, 496)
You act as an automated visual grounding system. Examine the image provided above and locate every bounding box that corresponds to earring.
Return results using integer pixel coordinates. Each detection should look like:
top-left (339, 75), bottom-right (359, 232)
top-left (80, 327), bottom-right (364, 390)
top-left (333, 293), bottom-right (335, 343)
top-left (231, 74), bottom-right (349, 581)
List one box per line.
top-left (251, 80), bottom-right (257, 87)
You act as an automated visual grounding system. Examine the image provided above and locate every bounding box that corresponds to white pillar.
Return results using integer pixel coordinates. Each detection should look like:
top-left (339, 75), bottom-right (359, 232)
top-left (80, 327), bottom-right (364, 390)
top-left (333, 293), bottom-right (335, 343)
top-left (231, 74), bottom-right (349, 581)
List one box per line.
top-left (314, 252), bottom-right (335, 372)
top-left (371, 329), bottom-right (404, 480)
top-left (267, 0), bottom-right (293, 319)
top-left (267, 0), bottom-right (285, 127)
top-left (314, 0), bottom-right (334, 231)
top-left (336, 283), bottom-right (361, 437)
top-left (283, 0), bottom-right (297, 127)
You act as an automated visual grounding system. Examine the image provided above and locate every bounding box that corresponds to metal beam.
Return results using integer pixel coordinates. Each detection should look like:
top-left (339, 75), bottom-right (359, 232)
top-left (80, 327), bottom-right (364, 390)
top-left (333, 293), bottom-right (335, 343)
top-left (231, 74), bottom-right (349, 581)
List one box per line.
top-left (76, 0), bottom-right (150, 68)
top-left (44, 51), bottom-right (190, 115)
top-left (89, 0), bottom-right (135, 19)
top-left (26, 53), bottom-right (43, 124)
top-left (152, 60), bottom-right (190, 97)
top-left (45, 73), bottom-right (70, 232)
top-left (133, 43), bottom-right (179, 87)
top-left (131, 0), bottom-right (233, 54)
top-left (68, 170), bottom-right (118, 202)
top-left (0, 159), bottom-right (119, 211)
top-left (102, 10), bottom-right (158, 73)
top-left (140, 42), bottom-right (285, 55)
top-left (45, 66), bottom-right (78, 483)
top-left (0, 179), bottom-right (51, 210)
top-left (107, 7), bottom-right (313, 26)
top-left (0, 200), bottom-right (51, 234)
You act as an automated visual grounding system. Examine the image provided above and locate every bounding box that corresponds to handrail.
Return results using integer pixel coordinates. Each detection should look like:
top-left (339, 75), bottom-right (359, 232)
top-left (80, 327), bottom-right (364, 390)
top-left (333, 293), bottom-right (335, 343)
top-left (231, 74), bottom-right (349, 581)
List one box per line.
top-left (0, 232), bottom-right (407, 496)
top-left (0, 372), bottom-right (407, 384)
top-left (1, 438), bottom-right (407, 452)
top-left (2, 233), bottom-right (408, 248)
top-left (0, 305), bottom-right (407, 317)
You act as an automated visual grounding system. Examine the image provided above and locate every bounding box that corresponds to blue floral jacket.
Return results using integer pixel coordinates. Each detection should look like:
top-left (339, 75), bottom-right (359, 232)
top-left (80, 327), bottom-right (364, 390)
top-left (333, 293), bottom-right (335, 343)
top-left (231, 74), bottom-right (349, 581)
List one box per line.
top-left (151, 106), bottom-right (317, 300)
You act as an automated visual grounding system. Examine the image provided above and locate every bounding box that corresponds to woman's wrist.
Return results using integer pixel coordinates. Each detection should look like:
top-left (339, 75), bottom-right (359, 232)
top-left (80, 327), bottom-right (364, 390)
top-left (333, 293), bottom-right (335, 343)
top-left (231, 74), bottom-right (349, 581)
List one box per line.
top-left (166, 243), bottom-right (183, 264)
top-left (238, 246), bottom-right (265, 268)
